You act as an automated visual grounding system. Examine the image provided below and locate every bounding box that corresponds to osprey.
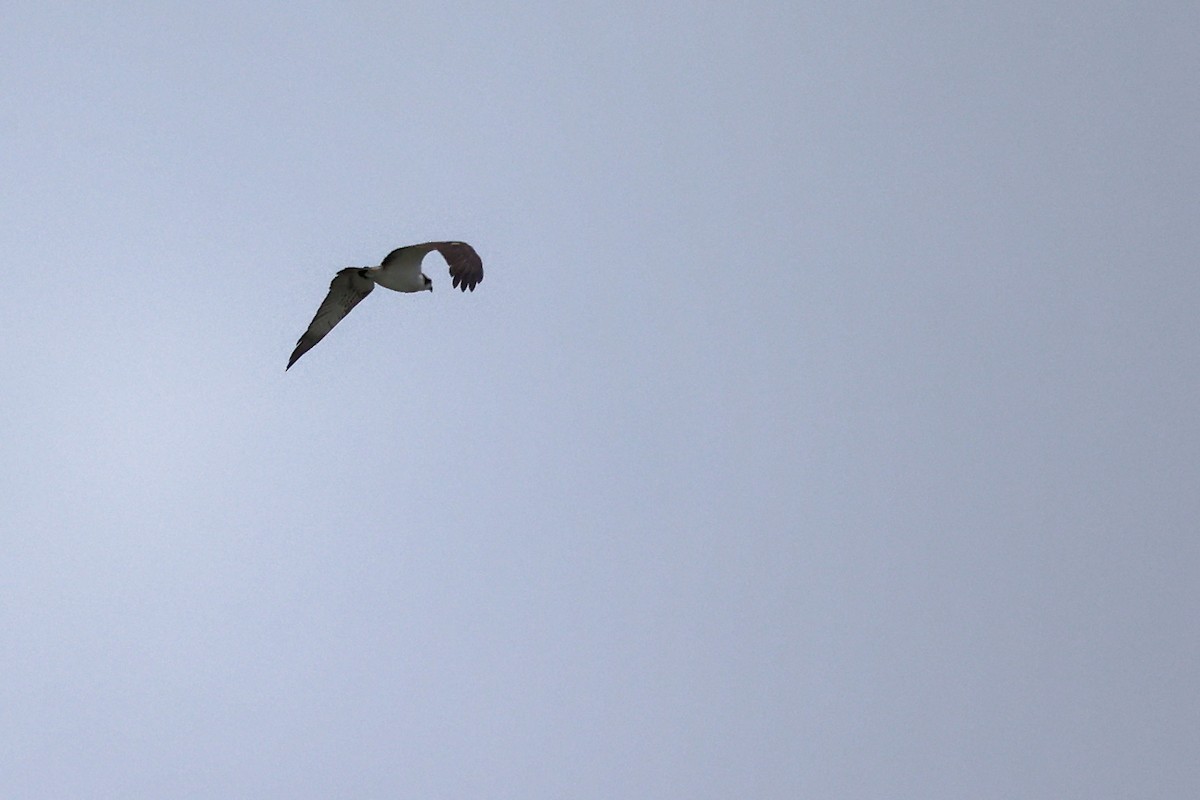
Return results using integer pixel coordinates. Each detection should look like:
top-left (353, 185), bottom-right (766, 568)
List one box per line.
top-left (287, 241), bottom-right (483, 370)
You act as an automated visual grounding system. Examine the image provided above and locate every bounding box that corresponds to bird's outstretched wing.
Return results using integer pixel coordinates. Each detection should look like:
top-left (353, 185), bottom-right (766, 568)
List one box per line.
top-left (287, 268), bottom-right (374, 369)
top-left (431, 241), bottom-right (484, 291)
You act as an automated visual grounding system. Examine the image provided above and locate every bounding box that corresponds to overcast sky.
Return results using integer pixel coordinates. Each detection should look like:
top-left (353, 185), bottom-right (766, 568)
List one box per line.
top-left (2, 2), bottom-right (1198, 797)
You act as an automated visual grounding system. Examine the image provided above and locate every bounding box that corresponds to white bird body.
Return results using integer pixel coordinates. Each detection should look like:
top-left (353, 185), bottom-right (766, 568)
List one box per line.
top-left (287, 241), bottom-right (483, 370)
top-left (367, 245), bottom-right (431, 293)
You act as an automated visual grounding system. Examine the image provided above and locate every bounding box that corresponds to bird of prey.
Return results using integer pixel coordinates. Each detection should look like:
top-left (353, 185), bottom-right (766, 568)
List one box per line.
top-left (287, 241), bottom-right (483, 370)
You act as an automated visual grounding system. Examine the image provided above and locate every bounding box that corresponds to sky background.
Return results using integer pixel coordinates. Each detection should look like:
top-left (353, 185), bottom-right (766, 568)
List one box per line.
top-left (2, 1), bottom-right (1198, 797)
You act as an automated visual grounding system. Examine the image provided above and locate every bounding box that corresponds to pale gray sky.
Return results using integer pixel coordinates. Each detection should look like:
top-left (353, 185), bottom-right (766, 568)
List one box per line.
top-left (2, 2), bottom-right (1198, 797)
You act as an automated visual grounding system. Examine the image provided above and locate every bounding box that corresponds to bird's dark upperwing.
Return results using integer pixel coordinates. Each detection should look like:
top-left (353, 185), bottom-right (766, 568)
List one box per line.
top-left (428, 241), bottom-right (484, 291)
top-left (287, 268), bottom-right (374, 370)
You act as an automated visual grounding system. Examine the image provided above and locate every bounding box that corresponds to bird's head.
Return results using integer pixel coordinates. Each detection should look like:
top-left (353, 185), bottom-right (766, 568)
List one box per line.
top-left (422, 274), bottom-right (433, 292)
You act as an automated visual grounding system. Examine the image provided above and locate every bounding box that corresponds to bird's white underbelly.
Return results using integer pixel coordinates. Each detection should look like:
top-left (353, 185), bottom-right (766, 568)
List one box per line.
top-left (371, 269), bottom-right (425, 292)
top-left (368, 248), bottom-right (427, 292)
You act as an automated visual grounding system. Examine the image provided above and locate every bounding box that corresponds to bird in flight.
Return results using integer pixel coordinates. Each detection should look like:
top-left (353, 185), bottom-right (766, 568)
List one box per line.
top-left (287, 241), bottom-right (483, 370)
